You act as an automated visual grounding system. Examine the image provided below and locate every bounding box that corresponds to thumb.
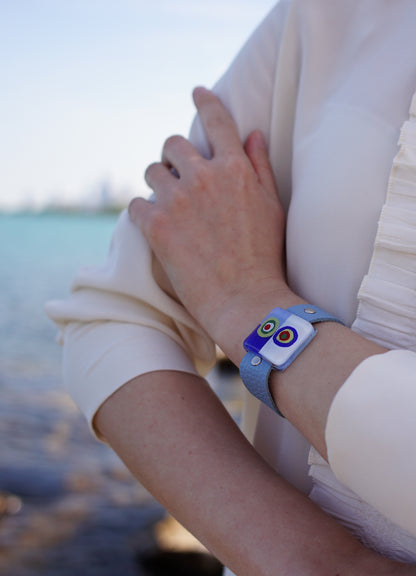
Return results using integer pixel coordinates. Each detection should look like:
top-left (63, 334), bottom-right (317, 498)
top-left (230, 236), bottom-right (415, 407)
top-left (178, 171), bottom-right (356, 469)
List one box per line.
top-left (244, 130), bottom-right (278, 200)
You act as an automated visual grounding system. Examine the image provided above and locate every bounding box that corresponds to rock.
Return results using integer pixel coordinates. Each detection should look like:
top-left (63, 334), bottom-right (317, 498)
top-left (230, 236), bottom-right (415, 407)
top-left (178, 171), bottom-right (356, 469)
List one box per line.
top-left (138, 550), bottom-right (223, 576)
top-left (0, 491), bottom-right (22, 515)
top-left (0, 466), bottom-right (66, 500)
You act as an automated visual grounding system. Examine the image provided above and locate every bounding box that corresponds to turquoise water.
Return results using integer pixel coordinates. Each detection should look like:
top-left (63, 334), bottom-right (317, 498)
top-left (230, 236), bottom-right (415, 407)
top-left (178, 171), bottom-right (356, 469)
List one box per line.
top-left (0, 212), bottom-right (167, 576)
top-left (0, 212), bottom-right (119, 378)
top-left (0, 211), bottom-right (239, 575)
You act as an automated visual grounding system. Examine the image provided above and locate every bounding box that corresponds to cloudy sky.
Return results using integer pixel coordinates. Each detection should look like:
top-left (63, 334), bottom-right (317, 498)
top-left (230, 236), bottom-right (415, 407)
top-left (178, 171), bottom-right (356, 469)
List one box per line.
top-left (0, 0), bottom-right (277, 209)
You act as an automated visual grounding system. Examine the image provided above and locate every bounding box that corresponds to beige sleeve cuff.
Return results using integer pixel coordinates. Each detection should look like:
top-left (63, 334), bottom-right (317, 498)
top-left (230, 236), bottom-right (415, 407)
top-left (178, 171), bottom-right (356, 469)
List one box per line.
top-left (62, 321), bottom-right (199, 438)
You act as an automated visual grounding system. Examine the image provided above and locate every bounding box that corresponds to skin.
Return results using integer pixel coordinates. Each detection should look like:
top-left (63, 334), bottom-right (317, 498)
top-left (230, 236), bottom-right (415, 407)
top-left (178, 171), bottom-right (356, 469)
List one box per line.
top-left (96, 371), bottom-right (410, 576)
top-left (96, 88), bottom-right (416, 574)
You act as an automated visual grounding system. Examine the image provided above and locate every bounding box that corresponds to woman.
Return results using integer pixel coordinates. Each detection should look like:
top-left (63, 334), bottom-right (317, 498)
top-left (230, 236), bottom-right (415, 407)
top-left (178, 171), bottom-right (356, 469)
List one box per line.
top-left (47, 1), bottom-right (416, 573)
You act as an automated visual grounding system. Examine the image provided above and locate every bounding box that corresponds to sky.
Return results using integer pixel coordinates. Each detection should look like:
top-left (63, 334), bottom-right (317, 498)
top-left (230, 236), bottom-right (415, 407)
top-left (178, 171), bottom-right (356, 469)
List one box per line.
top-left (0, 0), bottom-right (277, 210)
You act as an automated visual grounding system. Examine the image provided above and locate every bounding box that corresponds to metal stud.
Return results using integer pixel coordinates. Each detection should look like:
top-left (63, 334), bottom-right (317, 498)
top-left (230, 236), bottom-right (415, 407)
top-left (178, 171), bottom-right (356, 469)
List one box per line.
top-left (251, 355), bottom-right (262, 367)
top-left (304, 308), bottom-right (316, 315)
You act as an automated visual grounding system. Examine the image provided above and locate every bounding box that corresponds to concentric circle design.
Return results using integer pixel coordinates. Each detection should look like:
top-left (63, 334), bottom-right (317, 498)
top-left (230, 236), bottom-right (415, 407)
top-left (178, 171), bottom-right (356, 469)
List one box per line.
top-left (274, 326), bottom-right (298, 347)
top-left (257, 317), bottom-right (279, 338)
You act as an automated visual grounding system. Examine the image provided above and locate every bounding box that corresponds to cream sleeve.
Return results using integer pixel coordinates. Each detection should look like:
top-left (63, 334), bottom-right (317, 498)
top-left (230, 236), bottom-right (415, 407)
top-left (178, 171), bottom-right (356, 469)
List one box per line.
top-left (326, 350), bottom-right (416, 537)
top-left (45, 1), bottom-right (290, 429)
top-left (45, 209), bottom-right (217, 426)
top-left (325, 86), bottom-right (416, 538)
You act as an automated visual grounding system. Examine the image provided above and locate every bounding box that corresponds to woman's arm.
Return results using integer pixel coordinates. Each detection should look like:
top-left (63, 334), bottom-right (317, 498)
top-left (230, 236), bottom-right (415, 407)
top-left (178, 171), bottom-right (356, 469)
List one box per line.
top-left (129, 88), bottom-right (386, 459)
top-left (129, 88), bottom-right (416, 537)
top-left (95, 369), bottom-right (409, 576)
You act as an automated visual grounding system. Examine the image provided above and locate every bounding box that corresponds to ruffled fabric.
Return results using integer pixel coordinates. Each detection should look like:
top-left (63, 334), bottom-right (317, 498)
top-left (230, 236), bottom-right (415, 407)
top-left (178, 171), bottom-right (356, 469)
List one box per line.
top-left (351, 92), bottom-right (416, 351)
top-left (310, 94), bottom-right (416, 561)
top-left (309, 449), bottom-right (416, 563)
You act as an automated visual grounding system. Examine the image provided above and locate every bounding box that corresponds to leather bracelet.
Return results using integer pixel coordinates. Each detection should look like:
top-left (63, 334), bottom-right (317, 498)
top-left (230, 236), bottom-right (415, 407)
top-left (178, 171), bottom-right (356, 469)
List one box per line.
top-left (239, 304), bottom-right (344, 417)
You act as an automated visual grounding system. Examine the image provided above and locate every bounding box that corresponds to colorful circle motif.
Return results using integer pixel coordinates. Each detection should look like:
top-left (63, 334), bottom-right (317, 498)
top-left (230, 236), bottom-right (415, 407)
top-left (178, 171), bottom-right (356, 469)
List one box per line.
top-left (257, 317), bottom-right (279, 338)
top-left (274, 326), bottom-right (298, 347)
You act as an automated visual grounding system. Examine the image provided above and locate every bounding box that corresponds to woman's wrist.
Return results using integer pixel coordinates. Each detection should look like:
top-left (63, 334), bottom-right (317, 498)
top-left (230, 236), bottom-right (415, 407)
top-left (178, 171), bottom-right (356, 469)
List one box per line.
top-left (210, 281), bottom-right (305, 366)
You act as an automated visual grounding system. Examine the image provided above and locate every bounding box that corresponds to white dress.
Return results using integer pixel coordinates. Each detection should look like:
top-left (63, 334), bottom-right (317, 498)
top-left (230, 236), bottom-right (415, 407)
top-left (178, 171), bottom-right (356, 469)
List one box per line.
top-left (46, 0), bottom-right (416, 566)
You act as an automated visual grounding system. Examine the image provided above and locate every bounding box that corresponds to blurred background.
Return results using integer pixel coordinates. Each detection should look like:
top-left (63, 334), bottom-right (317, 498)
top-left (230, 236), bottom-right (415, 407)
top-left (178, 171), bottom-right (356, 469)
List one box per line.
top-left (0, 1), bottom-right (275, 574)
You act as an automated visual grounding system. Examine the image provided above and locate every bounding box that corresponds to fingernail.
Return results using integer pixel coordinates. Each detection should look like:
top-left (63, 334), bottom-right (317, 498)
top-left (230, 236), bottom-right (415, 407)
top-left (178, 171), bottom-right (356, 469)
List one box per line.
top-left (252, 130), bottom-right (266, 149)
top-left (193, 86), bottom-right (209, 100)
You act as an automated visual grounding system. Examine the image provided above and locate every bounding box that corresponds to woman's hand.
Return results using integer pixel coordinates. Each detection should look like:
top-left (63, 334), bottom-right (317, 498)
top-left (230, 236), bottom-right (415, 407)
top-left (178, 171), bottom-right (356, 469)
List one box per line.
top-left (129, 88), bottom-right (294, 360)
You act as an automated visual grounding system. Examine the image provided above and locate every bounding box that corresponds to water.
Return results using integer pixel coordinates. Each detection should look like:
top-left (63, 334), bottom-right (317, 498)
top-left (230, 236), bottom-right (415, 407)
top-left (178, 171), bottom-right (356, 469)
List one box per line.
top-left (0, 212), bottom-right (241, 575)
top-left (0, 212), bottom-right (118, 377)
top-left (0, 212), bottom-right (163, 575)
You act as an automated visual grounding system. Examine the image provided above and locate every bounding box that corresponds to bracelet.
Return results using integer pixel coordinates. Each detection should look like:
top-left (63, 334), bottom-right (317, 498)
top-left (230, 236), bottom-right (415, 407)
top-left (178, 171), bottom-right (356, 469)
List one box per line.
top-left (239, 304), bottom-right (344, 417)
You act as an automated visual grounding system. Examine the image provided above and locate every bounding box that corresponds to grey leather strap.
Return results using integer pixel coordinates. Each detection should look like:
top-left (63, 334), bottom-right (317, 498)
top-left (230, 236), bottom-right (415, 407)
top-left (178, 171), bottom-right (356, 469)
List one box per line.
top-left (239, 350), bottom-right (283, 416)
top-left (287, 304), bottom-right (343, 325)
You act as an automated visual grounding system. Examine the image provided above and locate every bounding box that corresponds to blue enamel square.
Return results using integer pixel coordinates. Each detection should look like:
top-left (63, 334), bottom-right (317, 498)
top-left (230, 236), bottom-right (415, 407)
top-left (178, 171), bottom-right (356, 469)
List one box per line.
top-left (243, 308), bottom-right (316, 370)
top-left (243, 308), bottom-right (291, 353)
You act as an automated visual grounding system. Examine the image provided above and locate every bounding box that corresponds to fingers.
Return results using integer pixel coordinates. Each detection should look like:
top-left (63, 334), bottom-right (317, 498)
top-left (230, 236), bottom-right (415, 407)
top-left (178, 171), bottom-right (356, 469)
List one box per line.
top-left (244, 130), bottom-right (278, 201)
top-left (144, 161), bottom-right (176, 199)
top-left (128, 194), bottom-right (171, 251)
top-left (161, 135), bottom-right (201, 176)
top-left (128, 196), bottom-right (153, 236)
top-left (193, 87), bottom-right (243, 157)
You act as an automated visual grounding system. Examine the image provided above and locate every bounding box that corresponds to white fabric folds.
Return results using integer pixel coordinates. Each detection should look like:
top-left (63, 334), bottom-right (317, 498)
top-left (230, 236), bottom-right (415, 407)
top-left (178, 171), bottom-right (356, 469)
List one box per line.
top-left (309, 442), bottom-right (416, 563)
top-left (324, 95), bottom-right (416, 540)
top-left (352, 93), bottom-right (416, 350)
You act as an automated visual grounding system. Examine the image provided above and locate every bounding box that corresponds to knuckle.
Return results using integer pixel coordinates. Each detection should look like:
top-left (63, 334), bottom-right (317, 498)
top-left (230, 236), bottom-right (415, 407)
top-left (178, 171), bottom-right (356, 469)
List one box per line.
top-left (188, 159), bottom-right (209, 188)
top-left (146, 209), bottom-right (170, 244)
top-left (163, 134), bottom-right (186, 160)
top-left (163, 134), bottom-right (184, 149)
top-left (204, 107), bottom-right (222, 129)
top-left (223, 153), bottom-right (247, 174)
top-left (171, 187), bottom-right (190, 212)
top-left (144, 162), bottom-right (160, 185)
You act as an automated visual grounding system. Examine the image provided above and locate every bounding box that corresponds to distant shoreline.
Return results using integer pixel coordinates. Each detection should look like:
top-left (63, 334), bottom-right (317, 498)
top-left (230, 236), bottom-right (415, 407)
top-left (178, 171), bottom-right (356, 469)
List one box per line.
top-left (0, 206), bottom-right (125, 217)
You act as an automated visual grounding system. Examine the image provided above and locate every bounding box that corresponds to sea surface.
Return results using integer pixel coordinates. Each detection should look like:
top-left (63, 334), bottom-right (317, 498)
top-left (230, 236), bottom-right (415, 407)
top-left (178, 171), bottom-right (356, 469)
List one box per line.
top-left (0, 212), bottom-right (119, 379)
top-left (0, 212), bottom-right (241, 575)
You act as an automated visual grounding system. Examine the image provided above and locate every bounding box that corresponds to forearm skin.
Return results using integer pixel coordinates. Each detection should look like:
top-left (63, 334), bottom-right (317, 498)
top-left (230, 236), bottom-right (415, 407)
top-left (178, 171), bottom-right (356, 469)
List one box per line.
top-left (95, 370), bottom-right (408, 576)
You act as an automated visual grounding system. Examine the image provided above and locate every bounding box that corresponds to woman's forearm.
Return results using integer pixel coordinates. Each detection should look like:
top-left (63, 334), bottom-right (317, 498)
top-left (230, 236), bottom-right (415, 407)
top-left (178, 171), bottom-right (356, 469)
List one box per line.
top-left (94, 370), bottom-right (404, 576)
top-left (210, 289), bottom-right (386, 461)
